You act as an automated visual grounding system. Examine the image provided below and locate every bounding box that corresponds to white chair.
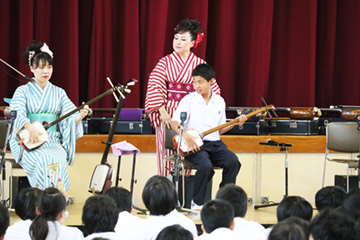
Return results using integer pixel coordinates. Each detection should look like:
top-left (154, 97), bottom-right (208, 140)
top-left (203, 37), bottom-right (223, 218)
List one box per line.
top-left (322, 122), bottom-right (359, 192)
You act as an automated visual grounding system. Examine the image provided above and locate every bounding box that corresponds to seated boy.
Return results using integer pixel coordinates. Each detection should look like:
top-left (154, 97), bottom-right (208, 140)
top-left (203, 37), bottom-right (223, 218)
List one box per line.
top-left (197, 199), bottom-right (236, 239)
top-left (171, 63), bottom-right (246, 208)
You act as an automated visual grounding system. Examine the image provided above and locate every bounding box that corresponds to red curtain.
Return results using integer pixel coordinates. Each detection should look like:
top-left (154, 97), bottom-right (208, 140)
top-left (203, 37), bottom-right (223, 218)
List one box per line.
top-left (0, 0), bottom-right (359, 109)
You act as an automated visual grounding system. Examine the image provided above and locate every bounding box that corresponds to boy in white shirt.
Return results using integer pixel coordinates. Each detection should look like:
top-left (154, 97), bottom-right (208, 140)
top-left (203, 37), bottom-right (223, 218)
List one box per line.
top-left (171, 63), bottom-right (247, 208)
top-left (216, 184), bottom-right (266, 240)
top-left (197, 199), bottom-right (237, 240)
top-left (105, 187), bottom-right (145, 240)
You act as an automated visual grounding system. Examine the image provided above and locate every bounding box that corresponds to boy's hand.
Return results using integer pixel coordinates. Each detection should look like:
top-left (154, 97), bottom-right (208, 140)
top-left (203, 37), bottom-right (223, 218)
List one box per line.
top-left (183, 131), bottom-right (201, 152)
top-left (236, 114), bottom-right (247, 125)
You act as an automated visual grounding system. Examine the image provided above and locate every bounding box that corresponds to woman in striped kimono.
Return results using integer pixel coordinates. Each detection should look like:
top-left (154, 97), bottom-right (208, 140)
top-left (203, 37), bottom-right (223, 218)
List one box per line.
top-left (9, 41), bottom-right (89, 193)
top-left (145, 19), bottom-right (220, 176)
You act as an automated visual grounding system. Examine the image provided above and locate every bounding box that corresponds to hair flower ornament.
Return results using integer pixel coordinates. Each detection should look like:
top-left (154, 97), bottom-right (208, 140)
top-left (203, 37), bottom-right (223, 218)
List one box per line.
top-left (40, 43), bottom-right (53, 58)
top-left (193, 32), bottom-right (204, 48)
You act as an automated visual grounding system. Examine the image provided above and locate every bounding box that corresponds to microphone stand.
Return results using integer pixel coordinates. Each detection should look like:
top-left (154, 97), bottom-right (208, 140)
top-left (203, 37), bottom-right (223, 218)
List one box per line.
top-left (255, 141), bottom-right (292, 209)
top-left (0, 110), bottom-right (17, 207)
top-left (174, 120), bottom-right (185, 198)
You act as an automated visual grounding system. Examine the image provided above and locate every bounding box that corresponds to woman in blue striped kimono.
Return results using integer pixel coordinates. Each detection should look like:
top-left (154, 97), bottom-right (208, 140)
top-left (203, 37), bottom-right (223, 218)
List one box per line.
top-left (9, 41), bottom-right (89, 193)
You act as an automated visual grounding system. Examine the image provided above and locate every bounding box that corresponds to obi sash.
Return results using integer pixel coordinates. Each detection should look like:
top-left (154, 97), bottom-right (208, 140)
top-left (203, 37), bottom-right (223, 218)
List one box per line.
top-left (28, 113), bottom-right (58, 132)
top-left (167, 82), bottom-right (194, 101)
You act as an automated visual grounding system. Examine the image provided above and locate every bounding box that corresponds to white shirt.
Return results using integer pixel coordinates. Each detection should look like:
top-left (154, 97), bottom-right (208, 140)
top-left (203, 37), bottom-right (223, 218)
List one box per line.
top-left (114, 211), bottom-right (145, 240)
top-left (135, 209), bottom-right (198, 240)
top-left (4, 219), bottom-right (32, 240)
top-left (84, 232), bottom-right (120, 240)
top-left (233, 217), bottom-right (266, 240)
top-left (172, 92), bottom-right (226, 141)
top-left (45, 221), bottom-right (84, 240)
top-left (196, 227), bottom-right (238, 240)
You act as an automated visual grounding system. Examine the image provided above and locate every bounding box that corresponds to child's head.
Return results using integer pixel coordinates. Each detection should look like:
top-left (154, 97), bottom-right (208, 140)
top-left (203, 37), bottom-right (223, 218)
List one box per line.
top-left (29, 187), bottom-right (66, 240)
top-left (105, 187), bottom-right (132, 213)
top-left (277, 196), bottom-right (313, 222)
top-left (14, 187), bottom-right (42, 220)
top-left (0, 204), bottom-right (9, 239)
top-left (82, 195), bottom-right (119, 235)
top-left (142, 175), bottom-right (178, 215)
top-left (156, 224), bottom-right (193, 240)
top-left (192, 63), bottom-right (215, 82)
top-left (269, 217), bottom-right (309, 240)
top-left (315, 186), bottom-right (346, 211)
top-left (216, 183), bottom-right (248, 218)
top-left (342, 188), bottom-right (360, 220)
top-left (200, 199), bottom-right (234, 234)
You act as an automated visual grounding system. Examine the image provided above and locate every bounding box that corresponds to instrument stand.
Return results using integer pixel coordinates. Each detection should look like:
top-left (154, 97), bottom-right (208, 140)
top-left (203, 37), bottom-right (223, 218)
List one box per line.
top-left (255, 141), bottom-right (292, 209)
top-left (0, 111), bottom-right (17, 208)
top-left (115, 150), bottom-right (137, 198)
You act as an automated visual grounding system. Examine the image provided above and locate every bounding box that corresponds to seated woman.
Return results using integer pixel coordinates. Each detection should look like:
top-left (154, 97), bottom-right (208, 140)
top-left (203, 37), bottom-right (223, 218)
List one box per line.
top-left (4, 188), bottom-right (42, 240)
top-left (29, 187), bottom-right (84, 240)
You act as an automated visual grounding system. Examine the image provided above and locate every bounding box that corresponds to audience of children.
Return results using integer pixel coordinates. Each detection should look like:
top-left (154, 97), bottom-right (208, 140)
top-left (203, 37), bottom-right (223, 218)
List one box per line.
top-left (215, 183), bottom-right (265, 240)
top-left (104, 187), bottom-right (145, 240)
top-left (135, 175), bottom-right (197, 240)
top-left (4, 180), bottom-right (360, 240)
top-left (196, 199), bottom-right (237, 240)
top-left (4, 188), bottom-right (42, 240)
top-left (82, 195), bottom-right (120, 240)
top-left (29, 187), bottom-right (83, 240)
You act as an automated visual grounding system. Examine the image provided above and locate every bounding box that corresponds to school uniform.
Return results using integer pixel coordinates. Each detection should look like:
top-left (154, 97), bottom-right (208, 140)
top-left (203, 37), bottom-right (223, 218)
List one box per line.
top-left (196, 227), bottom-right (238, 240)
top-left (114, 211), bottom-right (145, 240)
top-left (172, 92), bottom-right (241, 205)
top-left (45, 221), bottom-right (84, 240)
top-left (135, 209), bottom-right (198, 240)
top-left (4, 219), bottom-right (32, 240)
top-left (233, 217), bottom-right (266, 240)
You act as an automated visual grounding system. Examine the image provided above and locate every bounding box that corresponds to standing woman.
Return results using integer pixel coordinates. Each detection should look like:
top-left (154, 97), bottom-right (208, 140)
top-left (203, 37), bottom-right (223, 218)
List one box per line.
top-left (9, 40), bottom-right (88, 193)
top-left (145, 18), bottom-right (220, 176)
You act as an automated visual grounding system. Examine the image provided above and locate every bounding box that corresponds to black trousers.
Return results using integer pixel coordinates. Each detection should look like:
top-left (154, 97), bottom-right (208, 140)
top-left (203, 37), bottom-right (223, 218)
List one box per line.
top-left (185, 140), bottom-right (241, 205)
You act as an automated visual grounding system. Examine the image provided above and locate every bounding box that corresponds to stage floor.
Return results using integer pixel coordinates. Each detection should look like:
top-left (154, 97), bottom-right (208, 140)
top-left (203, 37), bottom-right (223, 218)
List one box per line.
top-left (9, 202), bottom-right (290, 227)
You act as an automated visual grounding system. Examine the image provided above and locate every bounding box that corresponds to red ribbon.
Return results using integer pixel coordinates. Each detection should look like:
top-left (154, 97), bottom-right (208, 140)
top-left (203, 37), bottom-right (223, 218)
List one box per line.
top-left (194, 32), bottom-right (204, 48)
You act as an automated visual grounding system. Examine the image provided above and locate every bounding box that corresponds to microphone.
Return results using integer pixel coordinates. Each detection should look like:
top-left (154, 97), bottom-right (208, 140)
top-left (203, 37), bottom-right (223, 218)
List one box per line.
top-left (9, 110), bottom-right (17, 120)
top-left (266, 139), bottom-right (279, 146)
top-left (180, 112), bottom-right (187, 127)
top-left (259, 139), bottom-right (279, 146)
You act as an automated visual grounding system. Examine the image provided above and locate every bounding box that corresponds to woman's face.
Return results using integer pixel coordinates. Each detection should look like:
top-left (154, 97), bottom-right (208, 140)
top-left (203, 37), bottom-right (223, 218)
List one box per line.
top-left (173, 31), bottom-right (194, 56)
top-left (30, 60), bottom-right (53, 86)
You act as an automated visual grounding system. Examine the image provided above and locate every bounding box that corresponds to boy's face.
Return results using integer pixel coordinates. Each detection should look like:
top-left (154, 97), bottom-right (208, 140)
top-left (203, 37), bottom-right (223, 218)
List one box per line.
top-left (192, 76), bottom-right (214, 96)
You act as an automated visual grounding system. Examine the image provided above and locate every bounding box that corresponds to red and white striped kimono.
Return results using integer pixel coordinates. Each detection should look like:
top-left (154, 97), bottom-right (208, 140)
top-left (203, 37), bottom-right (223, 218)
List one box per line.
top-left (145, 51), bottom-right (220, 176)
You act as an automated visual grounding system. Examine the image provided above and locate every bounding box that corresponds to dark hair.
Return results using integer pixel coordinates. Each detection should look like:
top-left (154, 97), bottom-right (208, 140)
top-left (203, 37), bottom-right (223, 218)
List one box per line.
top-left (174, 18), bottom-right (202, 41)
top-left (23, 40), bottom-right (53, 67)
top-left (216, 183), bottom-right (247, 217)
top-left (15, 187), bottom-right (42, 220)
top-left (269, 217), bottom-right (309, 240)
top-left (0, 204), bottom-right (9, 237)
top-left (200, 199), bottom-right (234, 234)
top-left (192, 64), bottom-right (215, 81)
top-left (315, 186), bottom-right (346, 211)
top-left (82, 195), bottom-right (118, 235)
top-left (342, 188), bottom-right (360, 220)
top-left (142, 175), bottom-right (178, 215)
top-left (155, 224), bottom-right (193, 240)
top-left (105, 187), bottom-right (132, 213)
top-left (277, 196), bottom-right (313, 222)
top-left (29, 187), bottom-right (66, 240)
top-left (309, 208), bottom-right (360, 240)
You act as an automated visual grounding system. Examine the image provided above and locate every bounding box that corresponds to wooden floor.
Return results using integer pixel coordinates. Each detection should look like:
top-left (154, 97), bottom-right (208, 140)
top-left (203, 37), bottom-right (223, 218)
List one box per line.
top-left (10, 202), bottom-right (284, 227)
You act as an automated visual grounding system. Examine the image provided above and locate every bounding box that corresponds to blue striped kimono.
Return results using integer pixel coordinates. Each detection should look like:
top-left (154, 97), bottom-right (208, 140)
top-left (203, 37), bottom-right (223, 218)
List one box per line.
top-left (9, 81), bottom-right (83, 191)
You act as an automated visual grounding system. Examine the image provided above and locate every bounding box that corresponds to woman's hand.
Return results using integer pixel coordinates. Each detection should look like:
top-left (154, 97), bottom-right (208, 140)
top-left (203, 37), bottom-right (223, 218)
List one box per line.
top-left (159, 105), bottom-right (171, 129)
top-left (76, 102), bottom-right (90, 125)
top-left (25, 122), bottom-right (43, 143)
